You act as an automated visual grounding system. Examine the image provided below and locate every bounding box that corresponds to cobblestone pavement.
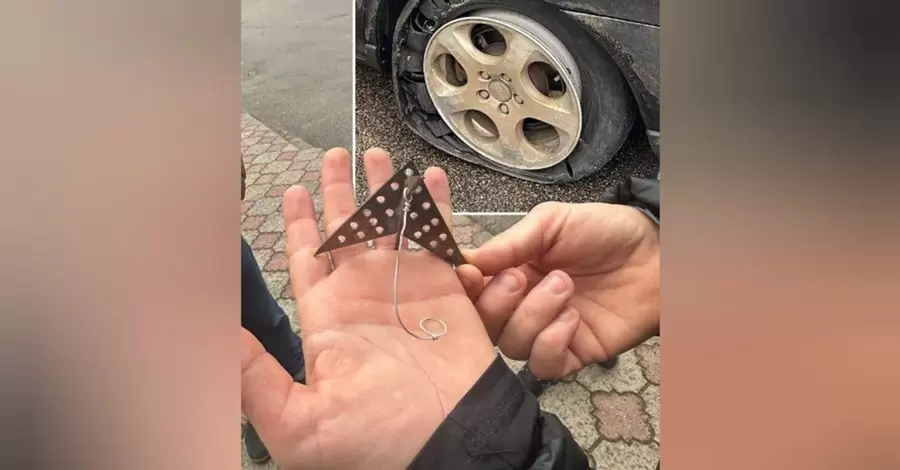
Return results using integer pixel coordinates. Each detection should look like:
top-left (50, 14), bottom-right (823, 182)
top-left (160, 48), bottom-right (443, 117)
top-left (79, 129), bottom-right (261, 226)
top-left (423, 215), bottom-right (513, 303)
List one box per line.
top-left (242, 113), bottom-right (660, 469)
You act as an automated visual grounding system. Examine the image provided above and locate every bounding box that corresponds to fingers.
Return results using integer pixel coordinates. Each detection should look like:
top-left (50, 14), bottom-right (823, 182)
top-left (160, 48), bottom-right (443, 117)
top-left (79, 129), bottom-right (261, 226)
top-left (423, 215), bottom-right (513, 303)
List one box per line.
top-left (283, 185), bottom-right (330, 291)
top-left (423, 166), bottom-right (453, 234)
top-left (474, 268), bottom-right (528, 343)
top-left (321, 148), bottom-right (366, 264)
top-left (362, 148), bottom-right (396, 249)
top-left (496, 270), bottom-right (574, 360)
top-left (465, 202), bottom-right (566, 276)
top-left (456, 264), bottom-right (485, 301)
top-left (527, 307), bottom-right (583, 380)
top-left (241, 328), bottom-right (312, 441)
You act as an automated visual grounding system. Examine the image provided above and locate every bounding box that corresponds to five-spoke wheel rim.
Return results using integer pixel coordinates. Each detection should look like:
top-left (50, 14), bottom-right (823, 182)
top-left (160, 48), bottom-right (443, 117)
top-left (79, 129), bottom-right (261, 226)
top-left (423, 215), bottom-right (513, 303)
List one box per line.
top-left (423, 10), bottom-right (583, 170)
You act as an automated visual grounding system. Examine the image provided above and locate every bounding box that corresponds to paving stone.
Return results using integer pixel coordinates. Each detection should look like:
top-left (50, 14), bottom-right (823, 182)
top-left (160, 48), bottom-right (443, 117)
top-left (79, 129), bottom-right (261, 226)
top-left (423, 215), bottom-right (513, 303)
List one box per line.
top-left (242, 135), bottom-right (261, 147)
top-left (295, 147), bottom-right (322, 162)
top-left (247, 163), bottom-right (266, 174)
top-left (300, 180), bottom-right (320, 195)
top-left (265, 252), bottom-right (289, 272)
top-left (247, 197), bottom-right (282, 216)
top-left (273, 234), bottom-right (287, 253)
top-left (259, 213), bottom-right (284, 233)
top-left (281, 282), bottom-right (294, 300)
top-left (243, 216), bottom-right (265, 230)
top-left (263, 271), bottom-right (290, 302)
top-left (642, 385), bottom-right (660, 443)
top-left (259, 135), bottom-right (277, 145)
top-left (538, 381), bottom-right (599, 449)
top-left (241, 201), bottom-right (254, 215)
top-left (301, 171), bottom-right (320, 182)
top-left (289, 160), bottom-right (309, 170)
top-left (244, 143), bottom-right (270, 157)
top-left (252, 151), bottom-right (280, 165)
top-left (252, 249), bottom-right (273, 269)
top-left (255, 173), bottom-right (276, 185)
top-left (267, 142), bottom-right (287, 154)
top-left (242, 229), bottom-right (259, 246)
top-left (262, 160), bottom-right (293, 174)
top-left (243, 172), bottom-right (260, 187)
top-left (577, 350), bottom-right (647, 393)
top-left (453, 225), bottom-right (477, 244)
top-left (591, 392), bottom-right (652, 442)
top-left (279, 151), bottom-right (300, 162)
top-left (591, 441), bottom-right (659, 470)
top-left (273, 170), bottom-right (305, 185)
top-left (266, 185), bottom-right (290, 198)
top-left (453, 215), bottom-right (472, 226)
top-left (243, 184), bottom-right (269, 202)
top-left (304, 156), bottom-right (323, 170)
top-left (251, 233), bottom-right (280, 250)
top-left (634, 341), bottom-right (659, 385)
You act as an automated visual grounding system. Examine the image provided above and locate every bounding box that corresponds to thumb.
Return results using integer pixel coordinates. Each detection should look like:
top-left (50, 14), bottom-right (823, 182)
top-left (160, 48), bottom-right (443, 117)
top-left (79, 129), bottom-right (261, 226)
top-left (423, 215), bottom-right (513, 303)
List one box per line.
top-left (463, 203), bottom-right (565, 276)
top-left (527, 307), bottom-right (582, 380)
top-left (241, 328), bottom-right (312, 439)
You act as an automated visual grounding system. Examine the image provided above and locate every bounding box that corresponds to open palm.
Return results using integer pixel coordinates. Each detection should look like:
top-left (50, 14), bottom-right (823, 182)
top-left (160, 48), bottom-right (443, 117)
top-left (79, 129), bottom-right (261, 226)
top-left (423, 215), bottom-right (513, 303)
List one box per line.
top-left (241, 148), bottom-right (495, 470)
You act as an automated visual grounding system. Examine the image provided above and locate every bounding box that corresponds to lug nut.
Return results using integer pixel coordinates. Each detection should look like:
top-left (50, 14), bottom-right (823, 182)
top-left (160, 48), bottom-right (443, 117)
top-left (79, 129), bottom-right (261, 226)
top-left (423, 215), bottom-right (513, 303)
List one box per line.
top-left (477, 90), bottom-right (490, 99)
top-left (478, 71), bottom-right (490, 80)
top-left (500, 73), bottom-right (511, 82)
top-left (499, 103), bottom-right (509, 114)
top-left (513, 94), bottom-right (523, 104)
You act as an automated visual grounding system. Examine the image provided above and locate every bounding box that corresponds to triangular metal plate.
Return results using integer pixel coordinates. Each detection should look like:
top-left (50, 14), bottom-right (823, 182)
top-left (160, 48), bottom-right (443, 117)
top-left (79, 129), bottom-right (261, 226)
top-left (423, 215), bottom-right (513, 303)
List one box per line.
top-left (316, 162), bottom-right (466, 266)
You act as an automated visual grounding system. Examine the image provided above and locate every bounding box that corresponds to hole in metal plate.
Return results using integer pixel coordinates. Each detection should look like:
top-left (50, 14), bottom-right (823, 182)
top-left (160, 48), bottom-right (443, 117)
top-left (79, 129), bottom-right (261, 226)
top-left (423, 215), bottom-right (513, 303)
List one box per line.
top-left (338, 235), bottom-right (346, 243)
top-left (377, 195), bottom-right (385, 204)
top-left (386, 208), bottom-right (394, 217)
top-left (410, 212), bottom-right (418, 220)
top-left (356, 231), bottom-right (366, 239)
top-left (429, 240), bottom-right (438, 248)
top-left (431, 218), bottom-right (440, 226)
top-left (413, 231), bottom-right (422, 239)
top-left (446, 248), bottom-right (454, 256)
top-left (439, 233), bottom-right (448, 241)
top-left (422, 202), bottom-right (432, 210)
top-left (375, 226), bottom-right (384, 234)
top-left (363, 208), bottom-right (372, 217)
top-left (391, 182), bottom-right (400, 191)
top-left (350, 221), bottom-right (359, 230)
top-left (422, 225), bottom-right (431, 233)
top-left (369, 217), bottom-right (378, 226)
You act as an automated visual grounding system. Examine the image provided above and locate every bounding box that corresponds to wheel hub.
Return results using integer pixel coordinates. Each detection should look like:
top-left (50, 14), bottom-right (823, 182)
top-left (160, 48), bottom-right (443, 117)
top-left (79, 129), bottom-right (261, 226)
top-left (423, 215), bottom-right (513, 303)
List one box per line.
top-left (422, 9), bottom-right (583, 170)
top-left (488, 79), bottom-right (512, 102)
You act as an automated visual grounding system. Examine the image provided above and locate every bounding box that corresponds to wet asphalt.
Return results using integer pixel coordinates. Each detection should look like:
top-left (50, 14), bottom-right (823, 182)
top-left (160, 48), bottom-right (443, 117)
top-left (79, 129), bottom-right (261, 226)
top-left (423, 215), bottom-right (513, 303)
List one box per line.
top-left (354, 66), bottom-right (660, 213)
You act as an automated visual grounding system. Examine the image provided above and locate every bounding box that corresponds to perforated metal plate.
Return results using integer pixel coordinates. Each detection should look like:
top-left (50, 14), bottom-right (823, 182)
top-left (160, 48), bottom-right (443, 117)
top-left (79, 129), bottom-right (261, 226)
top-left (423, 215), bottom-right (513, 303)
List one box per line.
top-left (316, 162), bottom-right (467, 266)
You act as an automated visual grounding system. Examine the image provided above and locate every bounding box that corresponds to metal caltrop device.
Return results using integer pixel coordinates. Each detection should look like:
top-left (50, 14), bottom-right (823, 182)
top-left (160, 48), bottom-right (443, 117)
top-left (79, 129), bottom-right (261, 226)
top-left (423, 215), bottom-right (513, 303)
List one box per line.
top-left (315, 162), bottom-right (466, 340)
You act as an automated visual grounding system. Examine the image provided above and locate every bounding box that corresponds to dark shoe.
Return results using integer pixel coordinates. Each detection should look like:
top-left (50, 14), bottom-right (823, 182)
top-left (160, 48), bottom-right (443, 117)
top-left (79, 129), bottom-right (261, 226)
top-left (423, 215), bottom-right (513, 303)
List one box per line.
top-left (244, 422), bottom-right (270, 464)
top-left (599, 355), bottom-right (619, 369)
top-left (516, 363), bottom-right (558, 398)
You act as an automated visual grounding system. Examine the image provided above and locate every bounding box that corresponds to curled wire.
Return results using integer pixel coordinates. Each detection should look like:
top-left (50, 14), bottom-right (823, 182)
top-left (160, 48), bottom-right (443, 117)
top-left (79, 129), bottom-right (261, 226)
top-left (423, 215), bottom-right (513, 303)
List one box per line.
top-left (393, 187), bottom-right (448, 341)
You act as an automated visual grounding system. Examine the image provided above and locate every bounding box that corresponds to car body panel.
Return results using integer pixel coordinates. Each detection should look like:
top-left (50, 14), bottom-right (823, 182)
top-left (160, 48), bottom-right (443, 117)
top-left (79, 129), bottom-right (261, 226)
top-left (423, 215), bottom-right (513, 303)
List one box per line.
top-left (356, 0), bottom-right (660, 178)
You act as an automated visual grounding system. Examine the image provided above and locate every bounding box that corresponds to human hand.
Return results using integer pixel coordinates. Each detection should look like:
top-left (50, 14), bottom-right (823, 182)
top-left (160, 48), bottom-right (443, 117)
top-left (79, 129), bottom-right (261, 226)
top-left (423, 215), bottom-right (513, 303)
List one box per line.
top-left (465, 201), bottom-right (660, 379)
top-left (241, 148), bottom-right (496, 470)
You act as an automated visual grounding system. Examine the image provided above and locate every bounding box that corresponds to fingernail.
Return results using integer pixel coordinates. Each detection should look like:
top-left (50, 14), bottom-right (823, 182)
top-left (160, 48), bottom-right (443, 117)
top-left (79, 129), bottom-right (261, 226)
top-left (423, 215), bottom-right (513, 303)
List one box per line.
top-left (498, 272), bottom-right (520, 292)
top-left (543, 274), bottom-right (567, 295)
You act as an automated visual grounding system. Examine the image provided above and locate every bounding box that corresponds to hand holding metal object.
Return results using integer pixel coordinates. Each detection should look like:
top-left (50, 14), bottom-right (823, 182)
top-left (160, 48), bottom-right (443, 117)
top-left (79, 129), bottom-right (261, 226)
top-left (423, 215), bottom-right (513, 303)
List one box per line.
top-left (315, 162), bottom-right (466, 340)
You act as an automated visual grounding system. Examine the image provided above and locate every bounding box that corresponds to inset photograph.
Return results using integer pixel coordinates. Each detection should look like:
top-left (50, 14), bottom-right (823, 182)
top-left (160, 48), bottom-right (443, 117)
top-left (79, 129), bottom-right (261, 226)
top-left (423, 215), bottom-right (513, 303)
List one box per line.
top-left (355, 0), bottom-right (659, 212)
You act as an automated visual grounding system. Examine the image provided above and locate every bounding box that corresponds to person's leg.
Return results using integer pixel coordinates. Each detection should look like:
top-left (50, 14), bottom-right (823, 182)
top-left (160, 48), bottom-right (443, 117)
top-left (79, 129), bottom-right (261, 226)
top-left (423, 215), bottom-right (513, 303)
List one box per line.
top-left (241, 237), bottom-right (305, 463)
top-left (241, 237), bottom-right (305, 378)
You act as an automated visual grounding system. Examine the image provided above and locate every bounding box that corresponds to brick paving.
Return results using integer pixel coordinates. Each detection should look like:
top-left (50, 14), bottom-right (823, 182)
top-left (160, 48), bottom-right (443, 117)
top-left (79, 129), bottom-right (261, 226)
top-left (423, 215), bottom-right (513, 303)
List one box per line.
top-left (241, 113), bottom-right (660, 469)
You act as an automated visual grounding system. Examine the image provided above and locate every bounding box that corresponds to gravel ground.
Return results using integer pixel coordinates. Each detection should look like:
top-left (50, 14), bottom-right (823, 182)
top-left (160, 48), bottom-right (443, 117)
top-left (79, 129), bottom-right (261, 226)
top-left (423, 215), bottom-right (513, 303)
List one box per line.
top-left (354, 66), bottom-right (659, 213)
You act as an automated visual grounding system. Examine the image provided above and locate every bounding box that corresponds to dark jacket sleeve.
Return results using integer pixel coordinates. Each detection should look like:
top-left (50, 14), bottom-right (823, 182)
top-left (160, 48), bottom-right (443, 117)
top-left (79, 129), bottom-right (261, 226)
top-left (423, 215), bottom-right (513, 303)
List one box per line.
top-left (408, 356), bottom-right (590, 470)
top-left (599, 176), bottom-right (660, 224)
